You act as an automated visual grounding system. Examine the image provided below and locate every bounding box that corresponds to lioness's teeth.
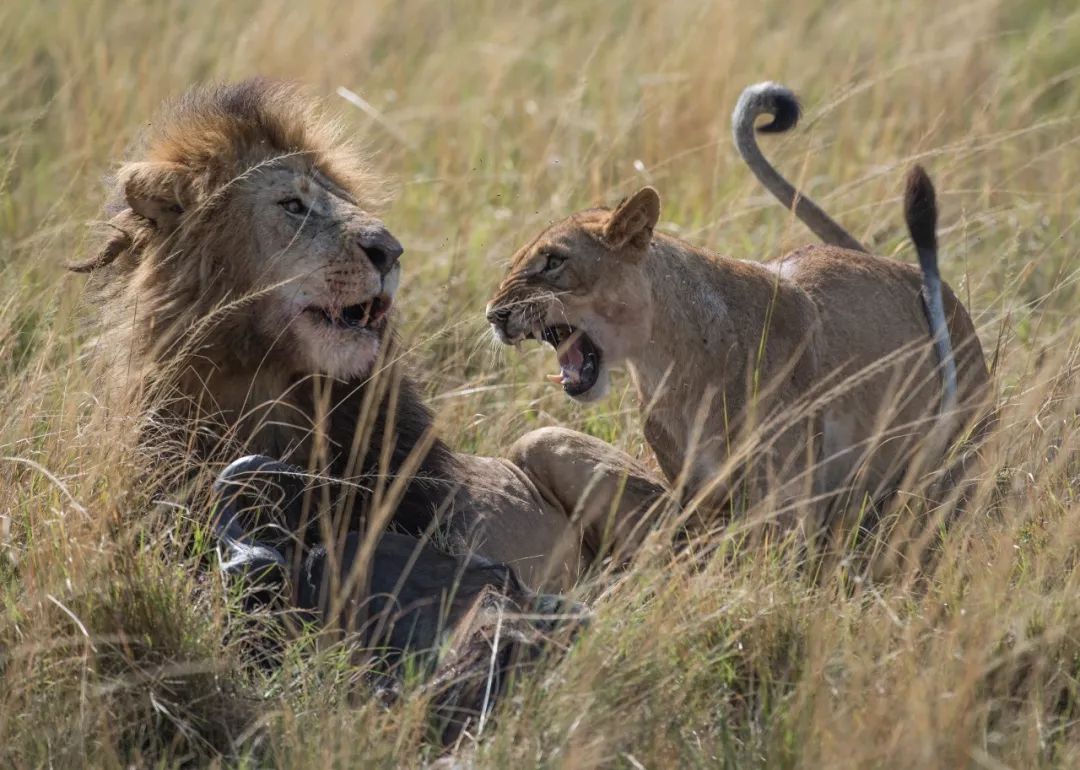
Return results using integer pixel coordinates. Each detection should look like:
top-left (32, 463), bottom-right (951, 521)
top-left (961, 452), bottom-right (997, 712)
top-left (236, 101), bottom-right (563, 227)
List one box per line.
top-left (546, 374), bottom-right (564, 385)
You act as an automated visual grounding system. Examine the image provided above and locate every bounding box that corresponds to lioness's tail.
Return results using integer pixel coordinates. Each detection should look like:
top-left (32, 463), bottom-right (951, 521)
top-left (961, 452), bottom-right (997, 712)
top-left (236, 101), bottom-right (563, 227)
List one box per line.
top-left (732, 82), bottom-right (867, 253)
top-left (904, 164), bottom-right (958, 415)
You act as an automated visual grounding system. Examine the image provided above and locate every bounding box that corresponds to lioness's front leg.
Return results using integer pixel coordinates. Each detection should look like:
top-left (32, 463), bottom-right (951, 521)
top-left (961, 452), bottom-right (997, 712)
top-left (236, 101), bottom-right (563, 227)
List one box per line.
top-left (507, 427), bottom-right (668, 566)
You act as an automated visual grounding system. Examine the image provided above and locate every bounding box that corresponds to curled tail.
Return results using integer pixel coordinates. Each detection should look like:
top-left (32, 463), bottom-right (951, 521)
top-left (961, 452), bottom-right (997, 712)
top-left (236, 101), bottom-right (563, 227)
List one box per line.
top-left (904, 164), bottom-right (958, 415)
top-left (732, 82), bottom-right (867, 253)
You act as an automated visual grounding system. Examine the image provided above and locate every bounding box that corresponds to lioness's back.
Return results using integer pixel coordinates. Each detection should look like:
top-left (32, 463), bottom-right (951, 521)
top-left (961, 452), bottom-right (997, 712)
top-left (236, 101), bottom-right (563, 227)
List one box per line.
top-left (774, 245), bottom-right (987, 391)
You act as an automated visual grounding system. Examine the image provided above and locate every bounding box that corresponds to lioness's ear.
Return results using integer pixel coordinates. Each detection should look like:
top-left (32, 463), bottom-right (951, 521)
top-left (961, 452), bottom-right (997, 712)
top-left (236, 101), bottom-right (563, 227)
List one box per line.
top-left (120, 161), bottom-right (192, 233)
top-left (604, 186), bottom-right (660, 250)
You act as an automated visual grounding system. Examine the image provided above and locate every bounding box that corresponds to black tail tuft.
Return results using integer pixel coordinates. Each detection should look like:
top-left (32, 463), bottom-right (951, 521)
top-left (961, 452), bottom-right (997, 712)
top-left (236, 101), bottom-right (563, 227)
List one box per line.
top-left (903, 163), bottom-right (959, 417)
top-left (904, 164), bottom-right (938, 255)
top-left (756, 88), bottom-right (801, 134)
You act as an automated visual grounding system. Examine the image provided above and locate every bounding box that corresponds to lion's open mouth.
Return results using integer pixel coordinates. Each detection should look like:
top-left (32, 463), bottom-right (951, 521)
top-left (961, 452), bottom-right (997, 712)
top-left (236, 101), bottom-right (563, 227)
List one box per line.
top-left (527, 324), bottom-right (602, 397)
top-left (306, 294), bottom-right (392, 332)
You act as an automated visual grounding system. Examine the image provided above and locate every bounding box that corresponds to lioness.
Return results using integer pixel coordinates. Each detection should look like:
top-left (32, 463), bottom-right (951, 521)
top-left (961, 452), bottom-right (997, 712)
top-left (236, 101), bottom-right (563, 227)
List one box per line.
top-left (71, 79), bottom-right (662, 613)
top-left (486, 82), bottom-right (990, 532)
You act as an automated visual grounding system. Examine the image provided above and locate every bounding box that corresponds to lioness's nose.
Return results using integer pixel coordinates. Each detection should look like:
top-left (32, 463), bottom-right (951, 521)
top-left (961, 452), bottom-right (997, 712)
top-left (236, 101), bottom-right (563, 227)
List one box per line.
top-left (359, 226), bottom-right (404, 276)
top-left (485, 303), bottom-right (510, 326)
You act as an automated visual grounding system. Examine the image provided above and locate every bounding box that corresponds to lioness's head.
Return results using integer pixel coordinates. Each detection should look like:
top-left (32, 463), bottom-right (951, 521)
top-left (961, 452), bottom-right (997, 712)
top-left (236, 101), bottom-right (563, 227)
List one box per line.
top-left (76, 79), bottom-right (402, 383)
top-left (486, 187), bottom-right (660, 402)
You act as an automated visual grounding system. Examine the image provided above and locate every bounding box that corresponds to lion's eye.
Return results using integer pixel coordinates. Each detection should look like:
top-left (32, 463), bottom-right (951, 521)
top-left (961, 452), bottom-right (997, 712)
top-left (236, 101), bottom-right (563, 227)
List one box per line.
top-left (543, 254), bottom-right (567, 273)
top-left (279, 198), bottom-right (308, 216)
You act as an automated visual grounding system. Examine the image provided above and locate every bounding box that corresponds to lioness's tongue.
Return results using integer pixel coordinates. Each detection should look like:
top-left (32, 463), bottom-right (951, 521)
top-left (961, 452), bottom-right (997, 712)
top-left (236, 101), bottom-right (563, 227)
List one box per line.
top-left (555, 332), bottom-right (585, 385)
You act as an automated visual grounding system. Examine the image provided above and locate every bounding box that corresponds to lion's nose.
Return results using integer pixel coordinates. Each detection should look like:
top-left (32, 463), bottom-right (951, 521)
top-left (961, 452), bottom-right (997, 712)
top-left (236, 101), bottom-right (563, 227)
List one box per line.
top-left (359, 227), bottom-right (404, 276)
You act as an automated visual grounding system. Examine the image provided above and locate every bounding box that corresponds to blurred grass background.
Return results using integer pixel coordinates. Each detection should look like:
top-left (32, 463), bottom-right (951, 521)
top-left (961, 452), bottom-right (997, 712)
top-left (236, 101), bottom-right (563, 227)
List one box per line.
top-left (2, 0), bottom-right (1080, 767)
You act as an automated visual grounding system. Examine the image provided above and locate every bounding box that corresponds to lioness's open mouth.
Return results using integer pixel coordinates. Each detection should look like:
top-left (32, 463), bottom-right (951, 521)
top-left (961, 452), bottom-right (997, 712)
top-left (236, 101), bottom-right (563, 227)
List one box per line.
top-left (306, 294), bottom-right (392, 331)
top-left (527, 324), bottom-right (602, 397)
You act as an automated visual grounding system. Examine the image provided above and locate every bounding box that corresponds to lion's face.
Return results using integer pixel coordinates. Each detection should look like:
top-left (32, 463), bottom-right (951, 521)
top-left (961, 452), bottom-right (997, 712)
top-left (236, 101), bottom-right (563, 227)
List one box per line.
top-left (120, 156), bottom-right (403, 382)
top-left (239, 161), bottom-right (403, 380)
top-left (75, 80), bottom-right (409, 389)
top-left (485, 188), bottom-right (660, 403)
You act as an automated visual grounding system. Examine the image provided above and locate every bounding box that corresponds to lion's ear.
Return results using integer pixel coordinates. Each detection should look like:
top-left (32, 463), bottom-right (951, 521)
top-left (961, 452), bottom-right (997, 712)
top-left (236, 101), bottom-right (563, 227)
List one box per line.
top-left (120, 161), bottom-right (192, 233)
top-left (604, 186), bottom-right (660, 250)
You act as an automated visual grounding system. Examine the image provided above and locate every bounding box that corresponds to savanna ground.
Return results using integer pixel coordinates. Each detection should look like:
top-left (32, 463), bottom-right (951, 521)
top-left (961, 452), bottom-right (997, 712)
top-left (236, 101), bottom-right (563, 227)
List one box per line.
top-left (2, 0), bottom-right (1080, 767)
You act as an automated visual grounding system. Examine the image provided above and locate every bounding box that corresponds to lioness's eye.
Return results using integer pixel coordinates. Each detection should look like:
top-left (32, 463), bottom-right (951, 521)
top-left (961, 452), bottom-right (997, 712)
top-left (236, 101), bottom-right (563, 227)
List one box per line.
top-left (279, 198), bottom-right (308, 216)
top-left (543, 254), bottom-right (567, 273)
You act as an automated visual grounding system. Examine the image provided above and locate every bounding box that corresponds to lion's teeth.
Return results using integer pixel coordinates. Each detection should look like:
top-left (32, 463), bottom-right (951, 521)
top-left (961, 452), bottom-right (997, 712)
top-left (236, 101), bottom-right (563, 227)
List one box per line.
top-left (546, 374), bottom-right (564, 385)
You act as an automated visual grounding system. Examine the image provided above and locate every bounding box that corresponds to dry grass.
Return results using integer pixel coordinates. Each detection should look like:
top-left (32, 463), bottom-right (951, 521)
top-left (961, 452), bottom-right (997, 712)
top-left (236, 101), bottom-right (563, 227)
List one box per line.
top-left (2, 0), bottom-right (1080, 767)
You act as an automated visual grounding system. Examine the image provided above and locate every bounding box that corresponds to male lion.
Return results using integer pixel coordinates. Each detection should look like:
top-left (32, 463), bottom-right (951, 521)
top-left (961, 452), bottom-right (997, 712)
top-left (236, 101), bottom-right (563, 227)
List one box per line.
top-left (71, 79), bottom-right (662, 639)
top-left (486, 82), bottom-right (990, 535)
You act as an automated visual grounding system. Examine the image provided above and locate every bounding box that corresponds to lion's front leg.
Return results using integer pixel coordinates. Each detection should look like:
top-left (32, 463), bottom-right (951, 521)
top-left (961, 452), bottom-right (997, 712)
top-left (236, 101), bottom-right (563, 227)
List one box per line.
top-left (506, 427), bottom-right (669, 567)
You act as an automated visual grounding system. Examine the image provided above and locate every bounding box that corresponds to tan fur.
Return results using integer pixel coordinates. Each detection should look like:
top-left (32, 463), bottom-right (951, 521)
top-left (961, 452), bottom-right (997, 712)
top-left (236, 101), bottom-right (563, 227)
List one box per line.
top-left (487, 188), bottom-right (991, 534)
top-left (76, 79), bottom-right (662, 590)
